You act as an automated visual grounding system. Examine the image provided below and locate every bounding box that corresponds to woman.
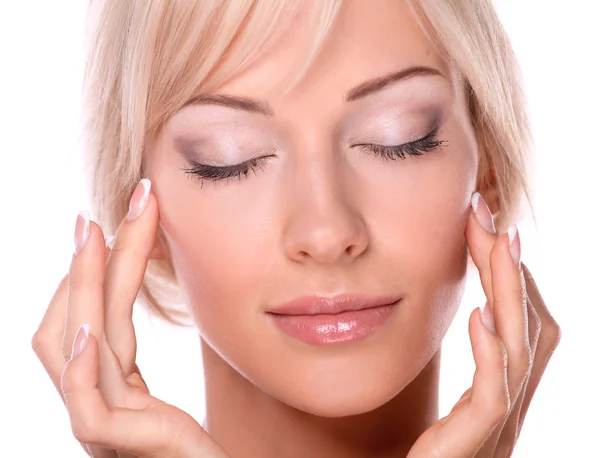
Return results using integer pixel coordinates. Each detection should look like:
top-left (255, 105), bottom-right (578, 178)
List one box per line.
top-left (32, 0), bottom-right (560, 456)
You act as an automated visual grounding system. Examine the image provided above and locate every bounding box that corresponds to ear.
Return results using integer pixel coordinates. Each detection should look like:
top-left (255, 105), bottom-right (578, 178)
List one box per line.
top-left (477, 168), bottom-right (501, 216)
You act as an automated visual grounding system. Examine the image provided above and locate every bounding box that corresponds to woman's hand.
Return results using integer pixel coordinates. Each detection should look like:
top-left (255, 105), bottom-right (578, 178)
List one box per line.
top-left (407, 192), bottom-right (561, 458)
top-left (32, 179), bottom-right (229, 458)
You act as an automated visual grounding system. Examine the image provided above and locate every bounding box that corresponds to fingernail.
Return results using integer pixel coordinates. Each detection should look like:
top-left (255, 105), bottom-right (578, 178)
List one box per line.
top-left (470, 192), bottom-right (496, 234)
top-left (74, 211), bottom-right (90, 255)
top-left (104, 235), bottom-right (115, 249)
top-left (71, 324), bottom-right (90, 360)
top-left (127, 178), bottom-right (151, 221)
top-left (507, 224), bottom-right (521, 268)
top-left (479, 301), bottom-right (496, 333)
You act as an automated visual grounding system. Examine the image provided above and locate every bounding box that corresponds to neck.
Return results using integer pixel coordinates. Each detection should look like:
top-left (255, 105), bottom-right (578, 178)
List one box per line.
top-left (201, 340), bottom-right (440, 458)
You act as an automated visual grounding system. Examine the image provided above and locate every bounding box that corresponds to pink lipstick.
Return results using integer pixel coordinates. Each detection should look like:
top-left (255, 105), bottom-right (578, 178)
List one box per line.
top-left (267, 294), bottom-right (400, 345)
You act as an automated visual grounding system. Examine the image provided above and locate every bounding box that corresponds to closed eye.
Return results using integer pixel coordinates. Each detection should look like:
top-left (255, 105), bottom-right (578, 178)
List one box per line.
top-left (181, 155), bottom-right (273, 186)
top-left (352, 128), bottom-right (447, 160)
top-left (181, 129), bottom-right (447, 186)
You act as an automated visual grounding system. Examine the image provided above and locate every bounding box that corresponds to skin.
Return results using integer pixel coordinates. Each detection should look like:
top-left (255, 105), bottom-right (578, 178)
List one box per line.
top-left (32, 1), bottom-right (560, 457)
top-left (151, 0), bottom-right (475, 424)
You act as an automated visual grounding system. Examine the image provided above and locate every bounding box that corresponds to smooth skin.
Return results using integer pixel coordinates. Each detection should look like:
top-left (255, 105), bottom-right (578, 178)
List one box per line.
top-left (31, 180), bottom-right (560, 457)
top-left (33, 1), bottom-right (561, 456)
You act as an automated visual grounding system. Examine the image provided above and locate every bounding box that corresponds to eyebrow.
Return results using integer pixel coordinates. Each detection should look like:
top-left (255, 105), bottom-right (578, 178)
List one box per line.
top-left (345, 66), bottom-right (445, 101)
top-left (182, 93), bottom-right (275, 116)
top-left (183, 66), bottom-right (445, 115)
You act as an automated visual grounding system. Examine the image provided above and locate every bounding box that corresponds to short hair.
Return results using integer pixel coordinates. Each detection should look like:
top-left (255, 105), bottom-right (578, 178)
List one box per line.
top-left (81, 0), bottom-right (532, 323)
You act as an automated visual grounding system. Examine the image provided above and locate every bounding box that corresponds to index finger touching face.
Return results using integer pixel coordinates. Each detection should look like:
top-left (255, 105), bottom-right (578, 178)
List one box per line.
top-left (465, 192), bottom-right (498, 305)
top-left (103, 179), bottom-right (159, 374)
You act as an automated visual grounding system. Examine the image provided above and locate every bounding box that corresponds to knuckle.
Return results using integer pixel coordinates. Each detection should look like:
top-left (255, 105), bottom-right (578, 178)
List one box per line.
top-left (476, 390), bottom-right (510, 426)
top-left (541, 320), bottom-right (561, 352)
top-left (71, 419), bottom-right (97, 444)
top-left (489, 392), bottom-right (511, 422)
top-left (31, 331), bottom-right (52, 357)
top-left (69, 411), bottom-right (108, 445)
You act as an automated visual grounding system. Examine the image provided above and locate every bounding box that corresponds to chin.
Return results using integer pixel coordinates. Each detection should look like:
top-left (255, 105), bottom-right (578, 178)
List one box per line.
top-left (250, 334), bottom-right (434, 418)
top-left (283, 382), bottom-right (404, 418)
top-left (198, 289), bottom-right (456, 419)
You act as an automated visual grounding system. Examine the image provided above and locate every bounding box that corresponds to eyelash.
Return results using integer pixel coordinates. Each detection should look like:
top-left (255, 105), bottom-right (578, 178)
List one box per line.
top-left (352, 128), bottom-right (447, 161)
top-left (182, 129), bottom-right (447, 184)
top-left (182, 156), bottom-right (270, 187)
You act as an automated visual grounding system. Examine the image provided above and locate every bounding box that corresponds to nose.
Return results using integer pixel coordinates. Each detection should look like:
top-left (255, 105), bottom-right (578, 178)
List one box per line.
top-left (282, 178), bottom-right (369, 265)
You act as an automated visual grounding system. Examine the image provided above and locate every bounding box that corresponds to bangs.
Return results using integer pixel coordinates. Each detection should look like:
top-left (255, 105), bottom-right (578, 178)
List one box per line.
top-left (82, 0), bottom-right (529, 322)
top-left (145, 0), bottom-right (341, 135)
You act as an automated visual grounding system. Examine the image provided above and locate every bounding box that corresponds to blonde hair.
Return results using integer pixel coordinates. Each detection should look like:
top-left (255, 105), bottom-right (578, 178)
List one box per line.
top-left (81, 0), bottom-right (533, 324)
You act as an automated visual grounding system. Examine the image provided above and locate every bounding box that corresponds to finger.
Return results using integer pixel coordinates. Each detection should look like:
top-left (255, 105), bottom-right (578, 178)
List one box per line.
top-left (104, 179), bottom-right (158, 375)
top-left (481, 295), bottom-right (541, 456)
top-left (33, 236), bottom-right (113, 400)
top-left (62, 330), bottom-right (224, 457)
top-left (63, 212), bottom-right (107, 361)
top-left (63, 214), bottom-right (135, 420)
top-left (475, 232), bottom-right (532, 457)
top-left (524, 293), bottom-right (542, 360)
top-left (408, 308), bottom-right (509, 458)
top-left (518, 264), bottom-right (560, 424)
top-left (465, 192), bottom-right (497, 309)
top-left (489, 227), bottom-right (532, 401)
top-left (522, 264), bottom-right (560, 342)
top-left (490, 373), bottom-right (530, 458)
top-left (38, 232), bottom-right (112, 382)
top-left (32, 275), bottom-right (69, 399)
top-left (126, 364), bottom-right (150, 392)
top-left (466, 194), bottom-right (530, 402)
top-left (34, 233), bottom-right (114, 458)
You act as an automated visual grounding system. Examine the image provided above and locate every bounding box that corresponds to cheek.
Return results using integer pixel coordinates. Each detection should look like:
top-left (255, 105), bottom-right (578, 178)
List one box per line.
top-left (363, 140), bottom-right (476, 331)
top-left (365, 145), bottom-right (474, 261)
top-left (156, 176), bottom-right (274, 333)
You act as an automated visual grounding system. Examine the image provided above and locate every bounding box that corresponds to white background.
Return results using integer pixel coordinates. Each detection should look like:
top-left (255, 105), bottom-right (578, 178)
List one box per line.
top-left (1, 1), bottom-right (598, 456)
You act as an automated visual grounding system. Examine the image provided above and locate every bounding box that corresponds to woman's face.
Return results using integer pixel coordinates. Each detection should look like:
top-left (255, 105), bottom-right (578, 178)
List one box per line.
top-left (145, 0), bottom-right (478, 416)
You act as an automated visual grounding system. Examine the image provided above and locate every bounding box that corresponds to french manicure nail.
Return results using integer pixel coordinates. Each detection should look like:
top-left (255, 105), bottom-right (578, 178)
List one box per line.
top-left (74, 211), bottom-right (90, 255)
top-left (479, 301), bottom-right (496, 334)
top-left (71, 324), bottom-right (90, 360)
top-left (470, 192), bottom-right (496, 234)
top-left (127, 178), bottom-right (151, 221)
top-left (507, 224), bottom-right (521, 268)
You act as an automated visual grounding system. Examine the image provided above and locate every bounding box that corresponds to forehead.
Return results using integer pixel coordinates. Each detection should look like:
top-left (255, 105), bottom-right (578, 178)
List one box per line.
top-left (215, 0), bottom-right (451, 101)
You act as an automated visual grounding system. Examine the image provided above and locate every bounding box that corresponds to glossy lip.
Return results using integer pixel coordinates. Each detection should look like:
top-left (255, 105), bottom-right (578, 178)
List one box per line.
top-left (267, 294), bottom-right (402, 345)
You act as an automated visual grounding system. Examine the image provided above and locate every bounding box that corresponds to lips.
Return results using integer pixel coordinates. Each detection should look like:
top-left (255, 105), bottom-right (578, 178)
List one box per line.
top-left (267, 294), bottom-right (401, 345)
top-left (268, 294), bottom-right (400, 315)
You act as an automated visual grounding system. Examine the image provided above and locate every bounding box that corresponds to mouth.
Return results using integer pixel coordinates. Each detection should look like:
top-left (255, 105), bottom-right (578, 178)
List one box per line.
top-left (266, 294), bottom-right (401, 345)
